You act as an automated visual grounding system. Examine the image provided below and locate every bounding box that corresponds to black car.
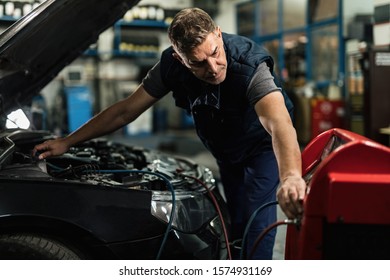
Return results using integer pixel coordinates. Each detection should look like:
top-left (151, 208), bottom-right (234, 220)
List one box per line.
top-left (0, 0), bottom-right (230, 260)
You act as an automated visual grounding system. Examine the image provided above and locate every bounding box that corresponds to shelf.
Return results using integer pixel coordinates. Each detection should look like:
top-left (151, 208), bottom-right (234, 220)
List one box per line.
top-left (0, 15), bottom-right (19, 22)
top-left (0, 16), bottom-right (166, 60)
top-left (116, 19), bottom-right (169, 29)
top-left (113, 19), bottom-right (167, 60)
top-left (83, 49), bottom-right (158, 59)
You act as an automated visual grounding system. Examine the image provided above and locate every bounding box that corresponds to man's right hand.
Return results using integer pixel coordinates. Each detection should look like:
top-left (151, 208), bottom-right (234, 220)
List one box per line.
top-left (32, 138), bottom-right (71, 160)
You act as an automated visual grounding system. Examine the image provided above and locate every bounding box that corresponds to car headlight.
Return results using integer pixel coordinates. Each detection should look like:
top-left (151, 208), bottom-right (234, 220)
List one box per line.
top-left (151, 191), bottom-right (217, 233)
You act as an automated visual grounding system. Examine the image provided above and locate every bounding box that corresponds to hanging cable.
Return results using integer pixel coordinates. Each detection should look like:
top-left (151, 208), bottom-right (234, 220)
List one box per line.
top-left (240, 200), bottom-right (279, 260)
top-left (96, 169), bottom-right (175, 260)
top-left (179, 172), bottom-right (232, 260)
top-left (247, 219), bottom-right (297, 260)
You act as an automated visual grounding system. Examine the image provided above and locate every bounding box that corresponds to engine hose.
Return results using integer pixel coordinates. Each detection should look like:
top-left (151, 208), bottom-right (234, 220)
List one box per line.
top-left (97, 169), bottom-right (175, 260)
top-left (247, 219), bottom-right (296, 260)
top-left (179, 173), bottom-right (232, 260)
top-left (240, 200), bottom-right (279, 260)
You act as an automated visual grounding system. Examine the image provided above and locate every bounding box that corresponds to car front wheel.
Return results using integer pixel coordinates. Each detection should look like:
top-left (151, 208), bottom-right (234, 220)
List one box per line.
top-left (0, 233), bottom-right (82, 260)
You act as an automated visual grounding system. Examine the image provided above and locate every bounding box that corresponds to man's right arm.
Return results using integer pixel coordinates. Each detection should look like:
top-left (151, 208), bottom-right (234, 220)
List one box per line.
top-left (33, 84), bottom-right (159, 159)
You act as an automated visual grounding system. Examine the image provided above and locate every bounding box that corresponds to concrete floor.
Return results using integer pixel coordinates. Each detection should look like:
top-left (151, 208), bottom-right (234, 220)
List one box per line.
top-left (109, 129), bottom-right (287, 260)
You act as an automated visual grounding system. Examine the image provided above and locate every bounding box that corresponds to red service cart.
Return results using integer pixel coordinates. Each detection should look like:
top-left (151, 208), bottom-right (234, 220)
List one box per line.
top-left (285, 128), bottom-right (390, 259)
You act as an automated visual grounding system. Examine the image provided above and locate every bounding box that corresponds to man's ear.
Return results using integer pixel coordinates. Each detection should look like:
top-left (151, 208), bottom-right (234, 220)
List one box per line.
top-left (215, 26), bottom-right (222, 38)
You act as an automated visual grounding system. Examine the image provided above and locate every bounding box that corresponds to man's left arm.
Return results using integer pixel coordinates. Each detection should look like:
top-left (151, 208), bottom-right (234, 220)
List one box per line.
top-left (254, 91), bottom-right (306, 219)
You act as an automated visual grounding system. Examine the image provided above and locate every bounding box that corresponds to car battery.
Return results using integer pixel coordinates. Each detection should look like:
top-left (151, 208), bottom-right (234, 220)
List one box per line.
top-left (285, 128), bottom-right (390, 259)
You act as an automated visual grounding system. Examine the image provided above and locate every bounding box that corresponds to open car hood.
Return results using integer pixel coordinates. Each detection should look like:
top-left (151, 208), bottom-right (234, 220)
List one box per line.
top-left (0, 0), bottom-right (140, 116)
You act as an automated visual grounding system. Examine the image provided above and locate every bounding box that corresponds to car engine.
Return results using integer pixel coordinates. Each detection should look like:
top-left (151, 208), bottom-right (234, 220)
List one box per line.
top-left (0, 129), bottom-right (215, 192)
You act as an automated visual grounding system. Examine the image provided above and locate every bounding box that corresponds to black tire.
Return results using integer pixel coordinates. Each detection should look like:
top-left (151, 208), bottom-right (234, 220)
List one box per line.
top-left (0, 233), bottom-right (82, 260)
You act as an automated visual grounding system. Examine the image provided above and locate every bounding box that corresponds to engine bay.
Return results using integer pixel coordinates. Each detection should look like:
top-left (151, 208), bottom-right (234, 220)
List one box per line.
top-left (0, 129), bottom-right (215, 192)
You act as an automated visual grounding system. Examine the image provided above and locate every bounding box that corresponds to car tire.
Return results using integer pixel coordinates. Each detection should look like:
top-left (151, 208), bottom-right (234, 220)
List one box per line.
top-left (0, 233), bottom-right (82, 260)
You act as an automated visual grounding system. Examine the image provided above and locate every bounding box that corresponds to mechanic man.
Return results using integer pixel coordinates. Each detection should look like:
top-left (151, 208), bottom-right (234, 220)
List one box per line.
top-left (34, 8), bottom-right (306, 259)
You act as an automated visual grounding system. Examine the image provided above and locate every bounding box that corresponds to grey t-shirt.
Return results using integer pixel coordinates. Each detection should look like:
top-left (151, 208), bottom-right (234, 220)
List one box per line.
top-left (142, 61), bottom-right (281, 106)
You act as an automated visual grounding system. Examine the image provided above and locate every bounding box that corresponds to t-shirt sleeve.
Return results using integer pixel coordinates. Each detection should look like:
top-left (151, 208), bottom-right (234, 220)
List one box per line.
top-left (246, 62), bottom-right (282, 106)
top-left (141, 61), bottom-right (171, 99)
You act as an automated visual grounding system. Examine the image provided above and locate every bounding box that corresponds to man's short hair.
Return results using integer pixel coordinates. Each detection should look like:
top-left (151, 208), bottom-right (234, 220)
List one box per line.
top-left (168, 8), bottom-right (217, 54)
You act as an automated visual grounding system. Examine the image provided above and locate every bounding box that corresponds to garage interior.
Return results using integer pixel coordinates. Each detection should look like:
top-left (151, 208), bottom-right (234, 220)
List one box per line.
top-left (0, 0), bottom-right (389, 260)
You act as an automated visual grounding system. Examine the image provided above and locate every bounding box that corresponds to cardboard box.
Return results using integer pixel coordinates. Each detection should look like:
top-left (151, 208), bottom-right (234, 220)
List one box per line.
top-left (373, 22), bottom-right (390, 47)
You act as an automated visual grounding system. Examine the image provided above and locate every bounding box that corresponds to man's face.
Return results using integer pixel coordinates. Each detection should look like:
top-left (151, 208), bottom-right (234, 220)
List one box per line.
top-left (173, 27), bottom-right (227, 85)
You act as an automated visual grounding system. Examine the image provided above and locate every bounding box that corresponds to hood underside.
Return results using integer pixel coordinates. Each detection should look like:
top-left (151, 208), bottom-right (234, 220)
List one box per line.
top-left (0, 0), bottom-right (140, 116)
